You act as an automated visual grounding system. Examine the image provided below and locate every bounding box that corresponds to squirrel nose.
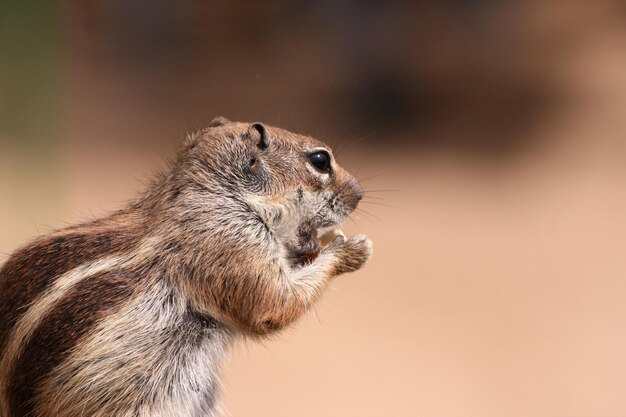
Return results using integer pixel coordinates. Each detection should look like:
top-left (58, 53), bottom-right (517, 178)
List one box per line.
top-left (343, 178), bottom-right (363, 211)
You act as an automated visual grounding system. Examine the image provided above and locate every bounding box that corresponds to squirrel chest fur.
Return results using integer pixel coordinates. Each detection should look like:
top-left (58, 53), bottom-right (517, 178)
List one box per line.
top-left (0, 118), bottom-right (372, 417)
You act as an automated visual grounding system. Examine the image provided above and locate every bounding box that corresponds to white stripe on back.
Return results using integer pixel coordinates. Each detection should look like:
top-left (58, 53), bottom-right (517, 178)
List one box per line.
top-left (0, 255), bottom-right (125, 416)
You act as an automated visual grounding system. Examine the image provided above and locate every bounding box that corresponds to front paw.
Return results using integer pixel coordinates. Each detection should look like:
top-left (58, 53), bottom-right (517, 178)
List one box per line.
top-left (326, 233), bottom-right (373, 275)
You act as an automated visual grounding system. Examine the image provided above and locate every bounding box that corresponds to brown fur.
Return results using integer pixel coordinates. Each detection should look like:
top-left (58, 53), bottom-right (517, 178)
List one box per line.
top-left (9, 268), bottom-right (136, 416)
top-left (0, 213), bottom-right (142, 354)
top-left (0, 119), bottom-right (372, 417)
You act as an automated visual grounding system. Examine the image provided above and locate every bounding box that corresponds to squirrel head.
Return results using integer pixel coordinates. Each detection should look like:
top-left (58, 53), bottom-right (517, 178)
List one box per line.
top-left (168, 117), bottom-right (363, 264)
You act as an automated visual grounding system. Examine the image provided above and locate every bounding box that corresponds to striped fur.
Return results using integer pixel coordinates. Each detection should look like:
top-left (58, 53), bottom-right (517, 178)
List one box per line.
top-left (36, 281), bottom-right (228, 417)
top-left (0, 216), bottom-right (140, 355)
top-left (1, 257), bottom-right (126, 413)
top-left (0, 119), bottom-right (372, 417)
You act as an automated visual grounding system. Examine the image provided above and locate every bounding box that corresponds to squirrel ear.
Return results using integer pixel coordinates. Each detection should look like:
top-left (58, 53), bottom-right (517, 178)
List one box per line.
top-left (249, 122), bottom-right (269, 150)
top-left (209, 116), bottom-right (229, 127)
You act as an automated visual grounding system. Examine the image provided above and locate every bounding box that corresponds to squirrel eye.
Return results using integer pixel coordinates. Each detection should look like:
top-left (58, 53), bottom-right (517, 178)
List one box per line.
top-left (308, 150), bottom-right (331, 173)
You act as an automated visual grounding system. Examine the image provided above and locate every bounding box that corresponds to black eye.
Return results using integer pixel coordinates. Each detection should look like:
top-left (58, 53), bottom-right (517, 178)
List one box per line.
top-left (308, 150), bottom-right (331, 173)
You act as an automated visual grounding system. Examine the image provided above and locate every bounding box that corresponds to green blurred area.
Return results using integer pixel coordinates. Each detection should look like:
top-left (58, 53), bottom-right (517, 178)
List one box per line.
top-left (0, 1), bottom-right (66, 247)
top-left (0, 0), bottom-right (64, 146)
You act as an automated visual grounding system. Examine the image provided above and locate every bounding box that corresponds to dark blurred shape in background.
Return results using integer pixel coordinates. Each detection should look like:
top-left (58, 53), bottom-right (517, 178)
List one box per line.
top-left (2, 2), bottom-right (626, 417)
top-left (4, 0), bottom-right (623, 153)
top-left (15, 0), bottom-right (609, 153)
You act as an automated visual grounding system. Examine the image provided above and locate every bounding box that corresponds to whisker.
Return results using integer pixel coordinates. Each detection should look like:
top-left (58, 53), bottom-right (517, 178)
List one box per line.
top-left (311, 306), bottom-right (325, 328)
top-left (334, 131), bottom-right (376, 158)
top-left (351, 210), bottom-right (375, 222)
top-left (348, 131), bottom-right (377, 148)
top-left (355, 207), bottom-right (382, 222)
top-left (346, 214), bottom-right (362, 232)
top-left (360, 201), bottom-right (400, 209)
top-left (361, 189), bottom-right (400, 193)
top-left (357, 172), bottom-right (389, 184)
top-left (350, 162), bottom-right (366, 181)
top-left (308, 77), bottom-right (335, 135)
top-left (332, 93), bottom-right (370, 137)
top-left (342, 192), bottom-right (387, 201)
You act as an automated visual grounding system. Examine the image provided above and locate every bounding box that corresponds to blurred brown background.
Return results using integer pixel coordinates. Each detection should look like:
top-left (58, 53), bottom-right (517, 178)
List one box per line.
top-left (1, 1), bottom-right (626, 416)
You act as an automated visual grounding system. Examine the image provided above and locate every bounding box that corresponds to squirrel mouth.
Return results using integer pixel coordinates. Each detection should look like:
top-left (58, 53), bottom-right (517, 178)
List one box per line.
top-left (317, 226), bottom-right (344, 246)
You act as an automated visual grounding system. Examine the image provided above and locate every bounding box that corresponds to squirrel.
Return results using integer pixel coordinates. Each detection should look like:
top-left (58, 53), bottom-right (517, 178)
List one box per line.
top-left (0, 118), bottom-right (373, 417)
